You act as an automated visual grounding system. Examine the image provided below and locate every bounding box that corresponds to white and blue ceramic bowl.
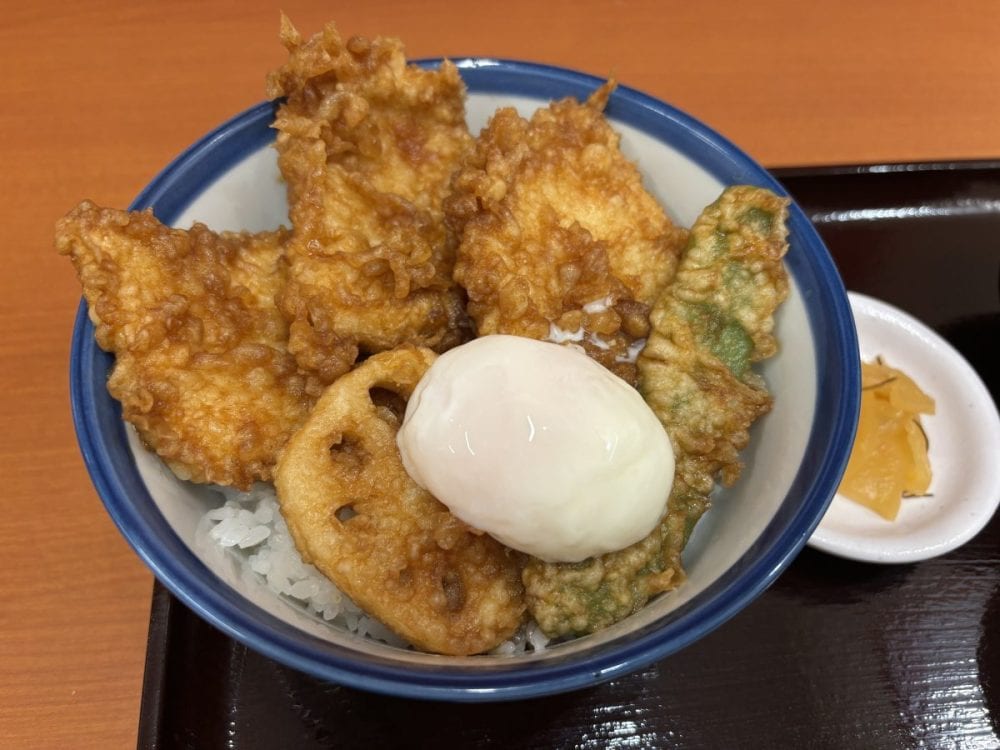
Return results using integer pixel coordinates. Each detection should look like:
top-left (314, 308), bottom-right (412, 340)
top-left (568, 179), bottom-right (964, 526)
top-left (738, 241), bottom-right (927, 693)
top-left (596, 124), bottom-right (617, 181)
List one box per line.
top-left (70, 60), bottom-right (859, 701)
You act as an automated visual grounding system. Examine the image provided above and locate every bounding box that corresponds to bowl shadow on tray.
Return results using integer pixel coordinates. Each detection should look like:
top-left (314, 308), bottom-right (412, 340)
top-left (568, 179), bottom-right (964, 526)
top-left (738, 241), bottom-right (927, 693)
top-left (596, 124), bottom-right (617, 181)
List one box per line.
top-left (773, 546), bottom-right (916, 606)
top-left (152, 591), bottom-right (645, 748)
top-left (267, 663), bottom-right (601, 747)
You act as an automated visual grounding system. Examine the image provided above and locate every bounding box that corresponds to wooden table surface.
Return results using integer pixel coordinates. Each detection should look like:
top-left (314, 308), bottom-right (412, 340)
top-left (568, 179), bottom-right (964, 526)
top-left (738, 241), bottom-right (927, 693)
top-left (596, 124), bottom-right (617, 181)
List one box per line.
top-left (3, 1), bottom-right (998, 746)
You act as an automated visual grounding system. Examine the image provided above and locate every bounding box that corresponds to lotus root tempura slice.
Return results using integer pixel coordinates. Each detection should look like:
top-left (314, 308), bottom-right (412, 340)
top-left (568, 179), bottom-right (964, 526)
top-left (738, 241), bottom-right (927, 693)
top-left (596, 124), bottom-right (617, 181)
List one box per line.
top-left (274, 347), bottom-right (525, 655)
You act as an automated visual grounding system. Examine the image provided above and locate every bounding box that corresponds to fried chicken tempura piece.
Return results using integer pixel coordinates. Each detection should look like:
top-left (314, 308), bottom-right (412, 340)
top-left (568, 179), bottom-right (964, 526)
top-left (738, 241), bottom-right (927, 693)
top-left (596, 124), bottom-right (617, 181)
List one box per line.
top-left (56, 201), bottom-right (320, 489)
top-left (266, 17), bottom-right (473, 384)
top-left (524, 186), bottom-right (790, 637)
top-left (275, 347), bottom-right (525, 655)
top-left (446, 82), bottom-right (688, 384)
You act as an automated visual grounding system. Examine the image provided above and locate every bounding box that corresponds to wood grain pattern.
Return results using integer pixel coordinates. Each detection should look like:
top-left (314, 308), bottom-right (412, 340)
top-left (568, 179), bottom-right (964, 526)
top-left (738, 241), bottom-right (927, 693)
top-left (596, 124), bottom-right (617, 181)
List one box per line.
top-left (2, 2), bottom-right (998, 747)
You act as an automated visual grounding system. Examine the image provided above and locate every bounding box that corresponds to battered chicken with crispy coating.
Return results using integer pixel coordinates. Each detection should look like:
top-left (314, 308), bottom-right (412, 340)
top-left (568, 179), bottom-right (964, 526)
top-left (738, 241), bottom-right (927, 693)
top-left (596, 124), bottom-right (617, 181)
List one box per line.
top-left (523, 186), bottom-right (790, 637)
top-left (275, 347), bottom-right (525, 655)
top-left (446, 82), bottom-right (688, 384)
top-left (267, 17), bottom-right (473, 384)
top-left (56, 201), bottom-right (321, 489)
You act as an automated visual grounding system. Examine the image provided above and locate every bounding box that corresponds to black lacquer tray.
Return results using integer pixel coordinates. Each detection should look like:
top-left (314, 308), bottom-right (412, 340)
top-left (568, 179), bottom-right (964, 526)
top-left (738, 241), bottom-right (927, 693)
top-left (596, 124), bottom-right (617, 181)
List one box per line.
top-left (138, 162), bottom-right (1000, 750)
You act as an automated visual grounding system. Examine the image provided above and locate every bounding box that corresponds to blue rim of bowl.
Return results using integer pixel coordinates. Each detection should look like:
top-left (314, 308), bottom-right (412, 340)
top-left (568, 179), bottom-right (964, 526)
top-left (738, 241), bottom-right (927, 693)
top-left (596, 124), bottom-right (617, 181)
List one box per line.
top-left (68, 58), bottom-right (859, 701)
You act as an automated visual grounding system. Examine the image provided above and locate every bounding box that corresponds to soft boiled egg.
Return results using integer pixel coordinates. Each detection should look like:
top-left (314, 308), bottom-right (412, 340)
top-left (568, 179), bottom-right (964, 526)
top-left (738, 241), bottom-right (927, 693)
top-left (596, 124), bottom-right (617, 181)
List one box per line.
top-left (396, 335), bottom-right (675, 562)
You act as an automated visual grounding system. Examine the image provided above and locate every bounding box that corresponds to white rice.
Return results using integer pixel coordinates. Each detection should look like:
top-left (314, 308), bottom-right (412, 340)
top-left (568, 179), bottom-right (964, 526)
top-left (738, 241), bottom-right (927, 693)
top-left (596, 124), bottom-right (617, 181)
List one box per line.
top-left (546, 322), bottom-right (585, 344)
top-left (617, 337), bottom-right (647, 364)
top-left (195, 485), bottom-right (549, 655)
top-left (546, 297), bottom-right (646, 361)
top-left (582, 295), bottom-right (613, 314)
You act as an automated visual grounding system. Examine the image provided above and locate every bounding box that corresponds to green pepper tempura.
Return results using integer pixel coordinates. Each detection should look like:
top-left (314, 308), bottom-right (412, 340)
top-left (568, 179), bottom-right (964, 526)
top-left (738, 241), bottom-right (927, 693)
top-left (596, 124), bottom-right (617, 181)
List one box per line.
top-left (523, 186), bottom-right (790, 638)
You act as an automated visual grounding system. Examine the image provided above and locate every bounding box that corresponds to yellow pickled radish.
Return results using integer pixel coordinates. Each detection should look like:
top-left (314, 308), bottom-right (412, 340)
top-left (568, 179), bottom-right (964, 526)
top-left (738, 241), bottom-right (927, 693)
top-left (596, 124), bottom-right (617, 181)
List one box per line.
top-left (838, 358), bottom-right (934, 520)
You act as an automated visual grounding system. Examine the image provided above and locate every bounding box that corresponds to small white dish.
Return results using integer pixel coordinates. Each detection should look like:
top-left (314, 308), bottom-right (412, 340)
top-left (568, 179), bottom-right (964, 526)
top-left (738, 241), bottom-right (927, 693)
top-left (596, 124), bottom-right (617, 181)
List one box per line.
top-left (808, 291), bottom-right (1000, 563)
